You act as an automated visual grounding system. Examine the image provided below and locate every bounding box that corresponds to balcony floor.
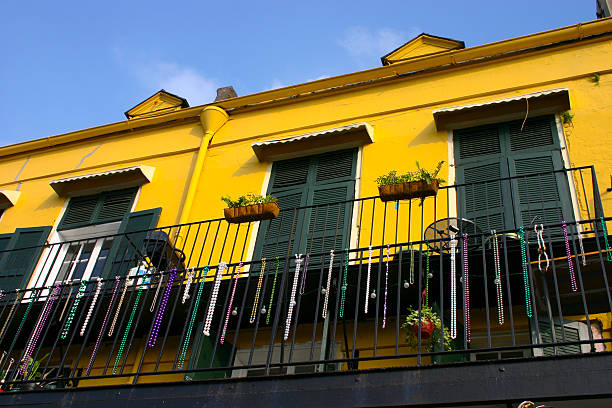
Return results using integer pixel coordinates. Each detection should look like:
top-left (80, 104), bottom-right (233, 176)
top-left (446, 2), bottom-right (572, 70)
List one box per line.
top-left (4, 352), bottom-right (612, 407)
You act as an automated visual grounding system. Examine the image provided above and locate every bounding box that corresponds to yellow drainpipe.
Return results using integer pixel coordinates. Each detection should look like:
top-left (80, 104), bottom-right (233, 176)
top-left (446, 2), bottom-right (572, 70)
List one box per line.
top-left (178, 105), bottom-right (229, 226)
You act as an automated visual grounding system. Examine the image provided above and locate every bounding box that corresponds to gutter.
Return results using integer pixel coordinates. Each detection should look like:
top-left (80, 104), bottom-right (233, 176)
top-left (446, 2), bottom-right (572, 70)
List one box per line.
top-left (1, 18), bottom-right (611, 159)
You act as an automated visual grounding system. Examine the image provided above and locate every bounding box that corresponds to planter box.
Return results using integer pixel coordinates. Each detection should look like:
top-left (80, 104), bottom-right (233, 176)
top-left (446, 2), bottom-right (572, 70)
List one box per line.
top-left (223, 202), bottom-right (280, 224)
top-left (378, 180), bottom-right (439, 202)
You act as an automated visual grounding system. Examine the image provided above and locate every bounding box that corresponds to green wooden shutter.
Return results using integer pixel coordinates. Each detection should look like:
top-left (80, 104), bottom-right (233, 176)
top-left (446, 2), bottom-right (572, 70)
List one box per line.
top-left (506, 117), bottom-right (573, 227)
top-left (58, 188), bottom-right (137, 230)
top-left (454, 124), bottom-right (511, 232)
top-left (533, 319), bottom-right (583, 356)
top-left (102, 207), bottom-right (162, 278)
top-left (254, 149), bottom-right (357, 263)
top-left (0, 226), bottom-right (52, 290)
top-left (455, 115), bottom-right (573, 232)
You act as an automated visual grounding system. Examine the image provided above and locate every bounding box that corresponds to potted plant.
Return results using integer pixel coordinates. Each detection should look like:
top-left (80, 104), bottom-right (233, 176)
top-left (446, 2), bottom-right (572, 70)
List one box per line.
top-left (376, 161), bottom-right (445, 202)
top-left (221, 193), bottom-right (279, 224)
top-left (401, 306), bottom-right (452, 352)
top-left (10, 353), bottom-right (50, 391)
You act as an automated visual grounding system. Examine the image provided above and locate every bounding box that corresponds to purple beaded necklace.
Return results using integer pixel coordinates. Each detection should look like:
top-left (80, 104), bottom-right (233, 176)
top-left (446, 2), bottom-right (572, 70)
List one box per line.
top-left (148, 269), bottom-right (177, 347)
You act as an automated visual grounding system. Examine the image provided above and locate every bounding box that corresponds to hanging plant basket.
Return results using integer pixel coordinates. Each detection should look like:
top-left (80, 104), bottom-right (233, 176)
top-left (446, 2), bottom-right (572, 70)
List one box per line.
top-left (407, 319), bottom-right (436, 339)
top-left (224, 202), bottom-right (280, 224)
top-left (378, 180), bottom-right (439, 202)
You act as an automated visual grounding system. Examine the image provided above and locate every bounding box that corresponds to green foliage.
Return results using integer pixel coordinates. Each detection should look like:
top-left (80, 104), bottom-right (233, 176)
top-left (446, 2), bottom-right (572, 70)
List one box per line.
top-left (22, 352), bottom-right (50, 381)
top-left (375, 161), bottom-right (446, 187)
top-left (561, 111), bottom-right (574, 125)
top-left (590, 73), bottom-right (600, 84)
top-left (401, 306), bottom-right (453, 352)
top-left (221, 193), bottom-right (278, 208)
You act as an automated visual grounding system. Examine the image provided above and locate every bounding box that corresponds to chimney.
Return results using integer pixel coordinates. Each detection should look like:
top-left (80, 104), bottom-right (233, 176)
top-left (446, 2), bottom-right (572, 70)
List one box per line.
top-left (214, 86), bottom-right (238, 102)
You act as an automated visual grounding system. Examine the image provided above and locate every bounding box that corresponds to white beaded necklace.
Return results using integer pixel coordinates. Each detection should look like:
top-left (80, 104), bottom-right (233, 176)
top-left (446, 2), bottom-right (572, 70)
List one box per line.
top-left (203, 262), bottom-right (226, 336)
top-left (284, 254), bottom-right (303, 340)
top-left (321, 250), bottom-right (334, 319)
top-left (108, 278), bottom-right (129, 337)
top-left (80, 278), bottom-right (102, 336)
top-left (450, 234), bottom-right (458, 340)
top-left (182, 268), bottom-right (195, 304)
top-left (364, 246), bottom-right (372, 314)
top-left (491, 230), bottom-right (504, 326)
top-left (409, 242), bottom-right (415, 286)
top-left (535, 224), bottom-right (550, 272)
top-left (149, 273), bottom-right (164, 312)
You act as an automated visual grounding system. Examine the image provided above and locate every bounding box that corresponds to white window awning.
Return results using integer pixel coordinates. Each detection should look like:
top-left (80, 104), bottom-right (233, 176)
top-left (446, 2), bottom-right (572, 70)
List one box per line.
top-left (433, 88), bottom-right (571, 130)
top-left (251, 122), bottom-right (374, 162)
top-left (0, 190), bottom-right (21, 209)
top-left (50, 165), bottom-right (155, 197)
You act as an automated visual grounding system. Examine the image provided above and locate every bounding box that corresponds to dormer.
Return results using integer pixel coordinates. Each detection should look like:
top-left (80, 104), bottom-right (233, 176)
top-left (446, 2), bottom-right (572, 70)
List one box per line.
top-left (124, 89), bottom-right (189, 120)
top-left (381, 33), bottom-right (465, 66)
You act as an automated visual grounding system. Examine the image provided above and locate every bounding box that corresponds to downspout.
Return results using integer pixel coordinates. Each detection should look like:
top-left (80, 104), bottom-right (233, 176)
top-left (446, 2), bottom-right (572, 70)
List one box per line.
top-left (178, 105), bottom-right (229, 226)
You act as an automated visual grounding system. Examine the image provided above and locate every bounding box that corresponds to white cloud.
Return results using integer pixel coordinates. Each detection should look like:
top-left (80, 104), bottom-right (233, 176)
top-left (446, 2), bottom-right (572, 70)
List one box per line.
top-left (113, 48), bottom-right (218, 105)
top-left (337, 26), bottom-right (419, 58)
top-left (145, 63), bottom-right (218, 106)
top-left (266, 78), bottom-right (287, 91)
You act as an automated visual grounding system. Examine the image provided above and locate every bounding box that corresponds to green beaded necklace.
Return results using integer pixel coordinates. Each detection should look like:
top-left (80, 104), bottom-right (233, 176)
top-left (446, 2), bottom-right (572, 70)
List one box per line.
top-left (60, 280), bottom-right (88, 340)
top-left (519, 227), bottom-right (533, 318)
top-left (112, 273), bottom-right (148, 375)
top-left (600, 217), bottom-right (612, 261)
top-left (177, 266), bottom-right (208, 369)
top-left (266, 257), bottom-right (280, 325)
top-left (8, 290), bottom-right (38, 353)
top-left (339, 248), bottom-right (349, 318)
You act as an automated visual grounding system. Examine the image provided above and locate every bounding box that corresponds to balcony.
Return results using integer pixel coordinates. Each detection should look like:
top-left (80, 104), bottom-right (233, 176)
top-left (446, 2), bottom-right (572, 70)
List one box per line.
top-left (0, 166), bottom-right (610, 406)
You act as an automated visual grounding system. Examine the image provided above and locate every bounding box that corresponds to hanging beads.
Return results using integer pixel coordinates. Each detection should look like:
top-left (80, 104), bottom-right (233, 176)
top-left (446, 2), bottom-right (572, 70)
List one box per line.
top-left (203, 262), bottom-right (226, 336)
top-left (534, 224), bottom-right (550, 272)
top-left (112, 272), bottom-right (148, 375)
top-left (266, 257), bottom-right (280, 325)
top-left (80, 278), bottom-right (103, 336)
top-left (182, 269), bottom-right (195, 304)
top-left (383, 245), bottom-right (390, 328)
top-left (339, 249), bottom-right (349, 319)
top-left (108, 278), bottom-right (129, 337)
top-left (149, 269), bottom-right (177, 347)
top-left (462, 233), bottom-right (471, 343)
top-left (284, 255), bottom-right (303, 340)
top-left (364, 246), bottom-right (373, 314)
top-left (322, 250), bottom-right (335, 319)
top-left (86, 276), bottom-right (120, 376)
top-left (425, 240), bottom-right (430, 307)
top-left (561, 221), bottom-right (578, 292)
top-left (8, 289), bottom-right (38, 356)
top-left (299, 254), bottom-right (310, 295)
top-left (491, 230), bottom-right (504, 325)
top-left (600, 217), bottom-right (612, 261)
top-left (20, 284), bottom-right (60, 376)
top-left (60, 280), bottom-right (88, 340)
top-left (450, 234), bottom-right (458, 339)
top-left (519, 226), bottom-right (533, 318)
top-left (149, 273), bottom-right (164, 312)
top-left (178, 266), bottom-right (208, 369)
top-left (58, 282), bottom-right (74, 322)
top-left (220, 262), bottom-right (243, 344)
top-left (0, 290), bottom-right (22, 339)
top-left (409, 242), bottom-right (415, 286)
top-left (250, 259), bottom-right (266, 324)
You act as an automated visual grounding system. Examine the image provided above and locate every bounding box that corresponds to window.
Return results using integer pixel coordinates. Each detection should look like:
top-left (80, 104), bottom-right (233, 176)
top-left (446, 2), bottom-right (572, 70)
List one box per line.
top-left (31, 188), bottom-right (162, 287)
top-left (253, 148), bottom-right (358, 264)
top-left (454, 115), bottom-right (574, 232)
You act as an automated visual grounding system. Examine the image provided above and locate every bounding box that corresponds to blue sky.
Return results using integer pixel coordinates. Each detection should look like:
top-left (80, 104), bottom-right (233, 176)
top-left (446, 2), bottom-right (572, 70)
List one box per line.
top-left (0, 1), bottom-right (596, 146)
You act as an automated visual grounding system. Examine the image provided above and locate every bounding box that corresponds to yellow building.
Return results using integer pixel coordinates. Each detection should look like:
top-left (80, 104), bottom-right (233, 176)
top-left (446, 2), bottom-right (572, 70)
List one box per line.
top-left (0, 17), bottom-right (612, 407)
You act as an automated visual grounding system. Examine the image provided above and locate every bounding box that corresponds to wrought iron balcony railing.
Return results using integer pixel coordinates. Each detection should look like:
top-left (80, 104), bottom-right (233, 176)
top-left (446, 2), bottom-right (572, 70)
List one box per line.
top-left (0, 166), bottom-right (608, 391)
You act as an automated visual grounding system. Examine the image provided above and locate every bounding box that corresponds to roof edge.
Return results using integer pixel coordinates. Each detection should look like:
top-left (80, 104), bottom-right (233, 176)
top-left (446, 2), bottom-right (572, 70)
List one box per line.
top-left (1, 18), bottom-right (611, 159)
